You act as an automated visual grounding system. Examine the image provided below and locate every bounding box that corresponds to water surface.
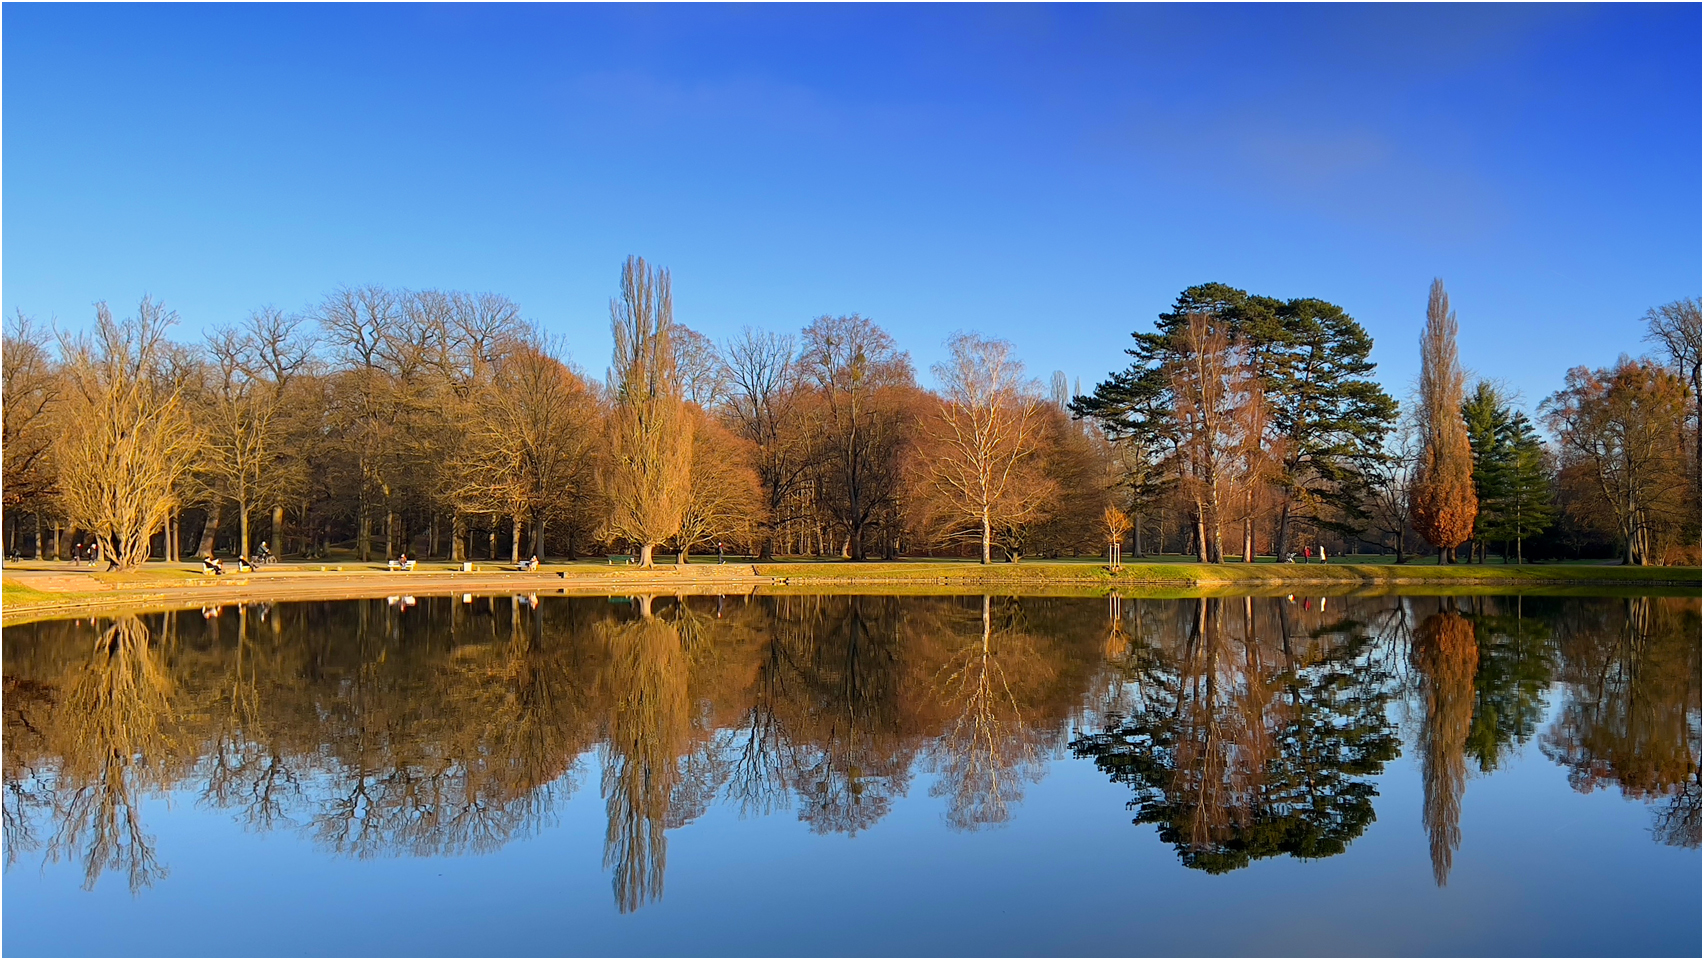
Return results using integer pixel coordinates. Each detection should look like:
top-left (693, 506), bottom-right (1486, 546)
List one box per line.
top-left (4, 593), bottom-right (1698, 956)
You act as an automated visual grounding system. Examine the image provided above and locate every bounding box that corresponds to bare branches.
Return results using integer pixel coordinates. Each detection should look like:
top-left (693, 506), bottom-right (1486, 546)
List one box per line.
top-left (2, 312), bottom-right (61, 510)
top-left (54, 298), bottom-right (198, 569)
top-left (800, 314), bottom-right (915, 560)
top-left (917, 333), bottom-right (1051, 563)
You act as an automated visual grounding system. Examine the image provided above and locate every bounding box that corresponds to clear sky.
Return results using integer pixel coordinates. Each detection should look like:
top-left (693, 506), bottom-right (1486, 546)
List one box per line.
top-left (4, 4), bottom-right (1698, 413)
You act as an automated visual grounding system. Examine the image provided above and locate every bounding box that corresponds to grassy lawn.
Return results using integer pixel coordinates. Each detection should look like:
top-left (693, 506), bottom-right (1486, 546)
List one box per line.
top-left (747, 558), bottom-right (1697, 583)
top-left (2, 555), bottom-right (1693, 627)
top-left (2, 581), bottom-right (52, 604)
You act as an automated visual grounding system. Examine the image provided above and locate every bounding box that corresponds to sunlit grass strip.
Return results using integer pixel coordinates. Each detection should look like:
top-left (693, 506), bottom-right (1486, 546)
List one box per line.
top-left (2, 561), bottom-right (1694, 627)
top-left (752, 561), bottom-right (1700, 585)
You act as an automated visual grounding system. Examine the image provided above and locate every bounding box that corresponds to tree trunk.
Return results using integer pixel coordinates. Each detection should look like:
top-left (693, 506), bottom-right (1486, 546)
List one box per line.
top-left (981, 511), bottom-right (992, 564)
top-left (270, 504), bottom-right (284, 556)
top-left (358, 509), bottom-right (372, 562)
top-left (1193, 511), bottom-right (1210, 563)
top-left (847, 527), bottom-right (862, 561)
top-left (1133, 511), bottom-right (1143, 557)
top-left (638, 542), bottom-right (655, 568)
top-left (197, 501), bottom-right (222, 557)
top-left (386, 508), bottom-right (396, 559)
top-left (239, 501), bottom-right (252, 560)
top-left (1242, 517), bottom-right (1255, 563)
top-left (534, 516), bottom-right (546, 561)
top-left (1274, 499), bottom-right (1293, 561)
top-left (452, 512), bottom-right (467, 562)
top-left (488, 514), bottom-right (498, 560)
top-left (510, 516), bottom-right (521, 564)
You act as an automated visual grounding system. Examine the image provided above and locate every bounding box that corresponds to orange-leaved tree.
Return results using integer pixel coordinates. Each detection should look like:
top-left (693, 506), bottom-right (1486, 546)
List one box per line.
top-left (1409, 280), bottom-right (1477, 563)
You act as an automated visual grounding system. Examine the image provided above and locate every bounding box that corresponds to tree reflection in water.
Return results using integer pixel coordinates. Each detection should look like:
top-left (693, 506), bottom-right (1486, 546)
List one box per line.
top-left (598, 595), bottom-right (689, 913)
top-left (1541, 597), bottom-right (1701, 849)
top-left (2, 593), bottom-right (1697, 904)
top-left (926, 596), bottom-right (1056, 830)
top-left (1411, 607), bottom-right (1478, 886)
top-left (1073, 596), bottom-right (1401, 873)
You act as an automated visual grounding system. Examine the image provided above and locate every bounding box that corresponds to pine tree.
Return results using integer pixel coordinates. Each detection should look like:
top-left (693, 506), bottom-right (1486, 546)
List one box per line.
top-left (1072, 282), bottom-right (1396, 558)
top-left (1485, 412), bottom-right (1554, 563)
top-left (1462, 381), bottom-right (1512, 562)
top-left (1461, 379), bottom-right (1556, 564)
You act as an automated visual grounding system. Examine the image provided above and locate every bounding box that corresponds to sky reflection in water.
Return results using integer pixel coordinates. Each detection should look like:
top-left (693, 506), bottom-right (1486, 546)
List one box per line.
top-left (3, 593), bottom-right (1698, 956)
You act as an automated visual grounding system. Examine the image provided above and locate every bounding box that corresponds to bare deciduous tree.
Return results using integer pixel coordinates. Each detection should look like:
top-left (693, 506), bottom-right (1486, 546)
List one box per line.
top-left (3, 312), bottom-right (60, 513)
top-left (917, 333), bottom-right (1050, 563)
top-left (55, 299), bottom-right (198, 570)
top-left (722, 328), bottom-right (815, 559)
top-left (195, 309), bottom-right (312, 560)
top-left (1361, 417), bottom-right (1420, 562)
top-left (802, 314), bottom-right (915, 561)
top-left (1643, 297), bottom-right (1701, 497)
top-left (673, 325), bottom-right (729, 411)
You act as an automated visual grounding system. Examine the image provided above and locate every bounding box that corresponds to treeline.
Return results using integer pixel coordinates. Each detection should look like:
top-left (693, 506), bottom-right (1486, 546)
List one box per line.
top-left (2, 264), bottom-right (1698, 567)
top-left (1, 257), bottom-right (1114, 568)
top-left (1073, 281), bottom-right (1701, 565)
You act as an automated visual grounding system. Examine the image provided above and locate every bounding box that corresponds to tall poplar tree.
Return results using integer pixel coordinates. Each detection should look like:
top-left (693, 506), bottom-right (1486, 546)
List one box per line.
top-left (603, 256), bottom-right (692, 567)
top-left (1409, 279), bottom-right (1478, 563)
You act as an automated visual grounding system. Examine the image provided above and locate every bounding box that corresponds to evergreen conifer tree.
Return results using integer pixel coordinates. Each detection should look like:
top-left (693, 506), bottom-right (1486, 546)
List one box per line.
top-left (1486, 412), bottom-right (1554, 563)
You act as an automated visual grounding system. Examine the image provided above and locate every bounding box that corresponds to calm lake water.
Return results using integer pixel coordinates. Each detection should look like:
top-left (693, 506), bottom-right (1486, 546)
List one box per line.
top-left (3, 593), bottom-right (1698, 957)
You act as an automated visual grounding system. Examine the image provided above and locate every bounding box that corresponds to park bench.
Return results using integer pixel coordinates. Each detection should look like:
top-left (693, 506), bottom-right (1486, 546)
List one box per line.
top-left (516, 559), bottom-right (538, 572)
top-left (607, 554), bottom-right (632, 565)
top-left (387, 559), bottom-right (417, 572)
top-left (201, 558), bottom-right (225, 576)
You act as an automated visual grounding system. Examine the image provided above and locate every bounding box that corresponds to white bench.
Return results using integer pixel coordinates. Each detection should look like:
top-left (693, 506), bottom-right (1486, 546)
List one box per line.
top-left (387, 559), bottom-right (417, 572)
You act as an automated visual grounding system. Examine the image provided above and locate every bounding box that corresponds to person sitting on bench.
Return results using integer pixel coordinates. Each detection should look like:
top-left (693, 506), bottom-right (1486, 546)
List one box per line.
top-left (387, 555), bottom-right (417, 572)
top-left (517, 555), bottom-right (539, 572)
top-left (202, 556), bottom-right (226, 575)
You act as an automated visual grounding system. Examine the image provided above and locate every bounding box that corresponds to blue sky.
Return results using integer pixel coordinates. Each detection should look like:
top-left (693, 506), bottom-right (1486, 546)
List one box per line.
top-left (4, 4), bottom-right (1697, 411)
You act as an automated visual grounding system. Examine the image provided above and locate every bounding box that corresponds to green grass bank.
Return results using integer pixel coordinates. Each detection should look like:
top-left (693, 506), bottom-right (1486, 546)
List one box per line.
top-left (1, 557), bottom-right (1695, 625)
